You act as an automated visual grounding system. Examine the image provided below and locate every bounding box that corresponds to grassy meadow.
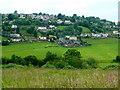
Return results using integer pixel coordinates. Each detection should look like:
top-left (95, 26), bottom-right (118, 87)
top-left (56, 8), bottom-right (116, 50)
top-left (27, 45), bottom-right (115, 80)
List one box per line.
top-left (2, 38), bottom-right (118, 62)
top-left (1, 38), bottom-right (119, 88)
top-left (2, 68), bottom-right (118, 88)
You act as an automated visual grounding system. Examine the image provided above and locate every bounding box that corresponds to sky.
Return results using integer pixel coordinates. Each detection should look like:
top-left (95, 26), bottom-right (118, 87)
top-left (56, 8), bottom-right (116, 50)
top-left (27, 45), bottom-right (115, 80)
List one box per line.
top-left (0, 0), bottom-right (119, 22)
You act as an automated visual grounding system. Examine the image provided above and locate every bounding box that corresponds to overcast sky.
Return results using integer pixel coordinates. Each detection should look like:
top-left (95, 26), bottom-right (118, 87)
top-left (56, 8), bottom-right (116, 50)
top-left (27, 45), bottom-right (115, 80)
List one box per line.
top-left (0, 0), bottom-right (119, 22)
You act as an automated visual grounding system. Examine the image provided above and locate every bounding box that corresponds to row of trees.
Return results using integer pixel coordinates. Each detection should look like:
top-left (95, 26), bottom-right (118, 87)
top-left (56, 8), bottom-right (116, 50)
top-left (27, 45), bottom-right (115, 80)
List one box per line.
top-left (1, 49), bottom-right (98, 69)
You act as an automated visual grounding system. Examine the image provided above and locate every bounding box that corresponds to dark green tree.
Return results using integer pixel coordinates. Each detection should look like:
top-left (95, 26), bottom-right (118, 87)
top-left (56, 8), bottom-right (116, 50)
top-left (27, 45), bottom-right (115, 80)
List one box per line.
top-left (64, 49), bottom-right (82, 68)
top-left (8, 14), bottom-right (18, 20)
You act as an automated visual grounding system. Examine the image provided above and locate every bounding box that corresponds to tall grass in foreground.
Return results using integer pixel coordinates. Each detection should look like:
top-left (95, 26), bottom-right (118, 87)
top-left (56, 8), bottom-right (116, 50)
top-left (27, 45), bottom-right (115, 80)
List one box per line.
top-left (2, 68), bottom-right (118, 88)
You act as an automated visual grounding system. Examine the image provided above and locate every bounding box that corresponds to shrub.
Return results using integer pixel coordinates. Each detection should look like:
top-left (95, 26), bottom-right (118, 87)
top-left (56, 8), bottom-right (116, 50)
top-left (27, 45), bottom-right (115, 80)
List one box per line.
top-left (2, 63), bottom-right (24, 69)
top-left (63, 65), bottom-right (75, 69)
top-left (11, 55), bottom-right (27, 65)
top-left (2, 57), bottom-right (12, 64)
top-left (67, 57), bottom-right (83, 69)
top-left (24, 55), bottom-right (39, 66)
top-left (53, 60), bottom-right (68, 69)
top-left (103, 65), bottom-right (119, 70)
top-left (86, 58), bottom-right (97, 68)
top-left (41, 62), bottom-right (56, 68)
top-left (82, 60), bottom-right (91, 69)
top-left (63, 49), bottom-right (83, 69)
top-left (44, 51), bottom-right (58, 62)
top-left (2, 40), bottom-right (10, 46)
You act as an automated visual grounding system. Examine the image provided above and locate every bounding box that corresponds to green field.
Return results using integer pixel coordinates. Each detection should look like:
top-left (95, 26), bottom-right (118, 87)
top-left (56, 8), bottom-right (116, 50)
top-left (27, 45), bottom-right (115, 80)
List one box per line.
top-left (57, 26), bottom-right (90, 33)
top-left (2, 68), bottom-right (118, 88)
top-left (0, 36), bottom-right (8, 41)
top-left (2, 38), bottom-right (118, 62)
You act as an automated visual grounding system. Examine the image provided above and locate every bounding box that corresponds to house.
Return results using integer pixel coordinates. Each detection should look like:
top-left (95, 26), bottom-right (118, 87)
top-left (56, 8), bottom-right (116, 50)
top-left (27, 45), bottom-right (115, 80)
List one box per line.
top-left (91, 33), bottom-right (101, 37)
top-left (11, 39), bottom-right (21, 42)
top-left (37, 27), bottom-right (47, 30)
top-left (19, 14), bottom-right (25, 19)
top-left (113, 31), bottom-right (120, 34)
top-left (64, 20), bottom-right (72, 24)
top-left (65, 36), bottom-right (70, 39)
top-left (59, 38), bottom-right (65, 42)
top-left (69, 36), bottom-right (77, 40)
top-left (39, 36), bottom-right (47, 40)
top-left (49, 25), bottom-right (56, 29)
top-left (10, 34), bottom-right (20, 37)
top-left (101, 34), bottom-right (109, 37)
top-left (49, 35), bottom-right (57, 38)
top-left (11, 25), bottom-right (17, 29)
top-left (37, 27), bottom-right (49, 32)
top-left (57, 19), bottom-right (63, 24)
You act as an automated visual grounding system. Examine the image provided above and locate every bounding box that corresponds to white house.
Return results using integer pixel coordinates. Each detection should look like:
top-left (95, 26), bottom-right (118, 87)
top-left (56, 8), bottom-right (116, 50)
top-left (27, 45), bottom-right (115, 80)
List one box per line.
top-left (10, 34), bottom-right (20, 37)
top-left (11, 39), bottom-right (21, 42)
top-left (113, 31), bottom-right (120, 34)
top-left (64, 20), bottom-right (72, 24)
top-left (49, 25), bottom-right (56, 29)
top-left (11, 25), bottom-right (17, 29)
top-left (102, 34), bottom-right (109, 37)
top-left (65, 36), bottom-right (70, 39)
top-left (37, 27), bottom-right (47, 30)
top-left (57, 19), bottom-right (63, 24)
top-left (92, 34), bottom-right (101, 37)
top-left (39, 36), bottom-right (47, 40)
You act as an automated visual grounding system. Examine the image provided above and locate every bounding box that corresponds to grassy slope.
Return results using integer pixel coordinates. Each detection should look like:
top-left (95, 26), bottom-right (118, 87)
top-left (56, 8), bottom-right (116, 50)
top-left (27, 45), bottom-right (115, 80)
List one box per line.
top-left (0, 36), bottom-right (8, 41)
top-left (79, 26), bottom-right (90, 33)
top-left (2, 38), bottom-right (118, 62)
top-left (2, 68), bottom-right (118, 88)
top-left (57, 26), bottom-right (90, 33)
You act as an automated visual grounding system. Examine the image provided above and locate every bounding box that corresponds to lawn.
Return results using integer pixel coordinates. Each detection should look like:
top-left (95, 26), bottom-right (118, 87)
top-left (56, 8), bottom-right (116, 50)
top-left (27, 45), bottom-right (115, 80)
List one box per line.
top-left (2, 38), bottom-right (118, 62)
top-left (2, 68), bottom-right (118, 88)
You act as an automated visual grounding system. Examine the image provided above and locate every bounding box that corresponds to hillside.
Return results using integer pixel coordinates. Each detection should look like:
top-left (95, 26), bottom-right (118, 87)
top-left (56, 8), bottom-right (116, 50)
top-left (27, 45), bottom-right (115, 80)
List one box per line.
top-left (2, 38), bottom-right (118, 62)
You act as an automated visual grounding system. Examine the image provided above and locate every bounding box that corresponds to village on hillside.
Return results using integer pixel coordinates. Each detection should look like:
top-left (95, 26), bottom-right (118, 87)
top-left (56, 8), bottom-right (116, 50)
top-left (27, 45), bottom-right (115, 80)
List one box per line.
top-left (0, 11), bottom-right (119, 47)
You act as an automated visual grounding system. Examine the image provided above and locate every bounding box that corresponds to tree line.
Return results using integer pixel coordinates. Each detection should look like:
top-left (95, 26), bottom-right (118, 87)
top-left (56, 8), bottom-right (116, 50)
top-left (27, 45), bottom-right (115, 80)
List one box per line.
top-left (1, 49), bottom-right (98, 69)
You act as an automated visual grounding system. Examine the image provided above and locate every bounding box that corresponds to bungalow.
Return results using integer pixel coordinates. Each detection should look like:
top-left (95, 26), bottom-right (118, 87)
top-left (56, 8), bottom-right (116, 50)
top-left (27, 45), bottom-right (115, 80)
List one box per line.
top-left (64, 20), bottom-right (72, 24)
top-left (11, 38), bottom-right (21, 42)
top-left (69, 36), bottom-right (77, 40)
top-left (39, 36), bottom-right (47, 40)
top-left (11, 25), bottom-right (17, 29)
top-left (91, 34), bottom-right (101, 37)
top-left (65, 36), bottom-right (70, 39)
top-left (10, 34), bottom-right (20, 38)
top-left (101, 34), bottom-right (109, 37)
top-left (57, 19), bottom-right (63, 24)
top-left (37, 27), bottom-right (47, 30)
top-left (113, 31), bottom-right (120, 34)
top-left (49, 35), bottom-right (57, 38)
top-left (49, 25), bottom-right (57, 29)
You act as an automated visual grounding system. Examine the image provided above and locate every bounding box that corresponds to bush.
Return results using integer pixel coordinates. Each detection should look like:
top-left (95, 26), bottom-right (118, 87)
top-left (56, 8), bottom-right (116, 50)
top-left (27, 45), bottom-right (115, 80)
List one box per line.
top-left (2, 63), bottom-right (24, 69)
top-left (41, 62), bottom-right (56, 68)
top-left (113, 56), bottom-right (120, 63)
top-left (11, 55), bottom-right (27, 65)
top-left (82, 60), bottom-right (92, 69)
top-left (2, 40), bottom-right (10, 46)
top-left (44, 51), bottom-right (58, 62)
top-left (63, 65), bottom-right (75, 69)
top-left (86, 58), bottom-right (97, 68)
top-left (2, 57), bottom-right (11, 64)
top-left (67, 57), bottom-right (83, 69)
top-left (103, 65), bottom-right (119, 70)
top-left (53, 60), bottom-right (68, 69)
top-left (24, 55), bottom-right (39, 66)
